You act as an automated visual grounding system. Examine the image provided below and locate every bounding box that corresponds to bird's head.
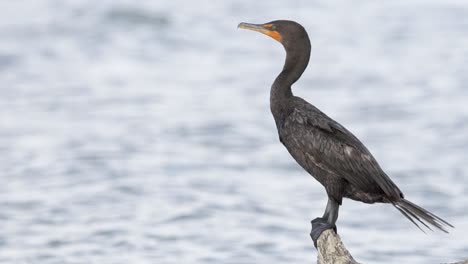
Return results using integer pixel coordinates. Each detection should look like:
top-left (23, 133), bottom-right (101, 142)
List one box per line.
top-left (238, 20), bottom-right (309, 51)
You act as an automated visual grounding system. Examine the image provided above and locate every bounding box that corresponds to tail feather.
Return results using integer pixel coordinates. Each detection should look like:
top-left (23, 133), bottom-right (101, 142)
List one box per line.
top-left (393, 199), bottom-right (453, 233)
top-left (394, 205), bottom-right (426, 233)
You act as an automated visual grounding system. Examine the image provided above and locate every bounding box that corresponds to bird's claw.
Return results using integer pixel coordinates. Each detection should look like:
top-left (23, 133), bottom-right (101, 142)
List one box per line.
top-left (310, 217), bottom-right (337, 248)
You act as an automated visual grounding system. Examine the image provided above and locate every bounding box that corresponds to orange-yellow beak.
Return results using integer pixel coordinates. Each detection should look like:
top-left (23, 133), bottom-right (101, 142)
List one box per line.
top-left (238, 22), bottom-right (281, 42)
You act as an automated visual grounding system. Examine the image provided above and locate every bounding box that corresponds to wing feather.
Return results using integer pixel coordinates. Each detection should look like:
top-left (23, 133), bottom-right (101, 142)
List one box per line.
top-left (280, 104), bottom-right (402, 200)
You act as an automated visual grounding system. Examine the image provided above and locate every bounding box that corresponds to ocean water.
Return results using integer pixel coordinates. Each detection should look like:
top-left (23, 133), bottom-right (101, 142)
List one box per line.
top-left (1, 0), bottom-right (468, 263)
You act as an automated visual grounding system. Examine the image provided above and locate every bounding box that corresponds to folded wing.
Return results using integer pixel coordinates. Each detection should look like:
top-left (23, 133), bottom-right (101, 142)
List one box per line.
top-left (280, 104), bottom-right (403, 201)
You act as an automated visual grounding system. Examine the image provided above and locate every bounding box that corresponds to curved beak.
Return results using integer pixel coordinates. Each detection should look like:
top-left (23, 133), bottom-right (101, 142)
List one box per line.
top-left (238, 22), bottom-right (268, 33)
top-left (238, 22), bottom-right (281, 42)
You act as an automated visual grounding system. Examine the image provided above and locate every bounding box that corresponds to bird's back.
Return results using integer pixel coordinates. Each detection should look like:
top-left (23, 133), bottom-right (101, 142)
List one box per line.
top-left (276, 96), bottom-right (403, 203)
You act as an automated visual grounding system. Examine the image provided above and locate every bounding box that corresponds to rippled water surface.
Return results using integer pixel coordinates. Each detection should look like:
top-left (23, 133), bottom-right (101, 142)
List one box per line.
top-left (1, 1), bottom-right (468, 263)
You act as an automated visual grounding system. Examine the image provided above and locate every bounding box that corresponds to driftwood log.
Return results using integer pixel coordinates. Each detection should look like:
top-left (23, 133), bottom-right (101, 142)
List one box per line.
top-left (314, 229), bottom-right (467, 264)
top-left (315, 229), bottom-right (359, 264)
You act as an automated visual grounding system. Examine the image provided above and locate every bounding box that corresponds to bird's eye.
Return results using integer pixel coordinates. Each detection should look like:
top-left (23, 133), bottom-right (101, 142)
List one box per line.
top-left (271, 25), bottom-right (277, 30)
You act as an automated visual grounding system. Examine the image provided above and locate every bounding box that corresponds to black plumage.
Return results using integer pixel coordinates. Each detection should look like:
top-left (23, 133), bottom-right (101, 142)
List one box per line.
top-left (239, 20), bottom-right (452, 237)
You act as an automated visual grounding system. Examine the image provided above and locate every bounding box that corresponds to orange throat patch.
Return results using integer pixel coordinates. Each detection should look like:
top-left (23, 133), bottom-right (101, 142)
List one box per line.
top-left (265, 30), bottom-right (281, 42)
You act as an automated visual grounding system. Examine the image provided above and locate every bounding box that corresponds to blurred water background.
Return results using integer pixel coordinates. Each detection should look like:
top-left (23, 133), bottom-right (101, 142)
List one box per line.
top-left (1, 0), bottom-right (468, 263)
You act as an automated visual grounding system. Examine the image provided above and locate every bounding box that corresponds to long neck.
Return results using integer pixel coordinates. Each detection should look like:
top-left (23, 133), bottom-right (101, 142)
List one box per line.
top-left (270, 39), bottom-right (311, 119)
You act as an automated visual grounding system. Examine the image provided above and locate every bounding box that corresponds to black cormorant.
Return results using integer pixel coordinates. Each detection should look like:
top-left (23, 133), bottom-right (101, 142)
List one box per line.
top-left (238, 20), bottom-right (452, 246)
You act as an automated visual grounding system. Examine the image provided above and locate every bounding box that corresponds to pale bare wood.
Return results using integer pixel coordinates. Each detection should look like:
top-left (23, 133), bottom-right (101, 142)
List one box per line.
top-left (316, 230), bottom-right (360, 264)
top-left (314, 229), bottom-right (467, 264)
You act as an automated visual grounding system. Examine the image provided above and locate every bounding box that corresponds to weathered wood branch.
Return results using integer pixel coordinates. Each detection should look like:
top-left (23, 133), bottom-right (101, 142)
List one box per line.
top-left (314, 229), bottom-right (468, 264)
top-left (315, 229), bottom-right (360, 264)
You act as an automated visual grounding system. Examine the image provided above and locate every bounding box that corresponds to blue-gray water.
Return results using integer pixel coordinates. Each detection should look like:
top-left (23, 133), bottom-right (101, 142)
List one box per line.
top-left (1, 1), bottom-right (468, 263)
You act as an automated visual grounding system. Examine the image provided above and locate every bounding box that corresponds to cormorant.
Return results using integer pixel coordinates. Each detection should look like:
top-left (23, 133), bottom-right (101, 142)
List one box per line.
top-left (238, 20), bottom-right (452, 246)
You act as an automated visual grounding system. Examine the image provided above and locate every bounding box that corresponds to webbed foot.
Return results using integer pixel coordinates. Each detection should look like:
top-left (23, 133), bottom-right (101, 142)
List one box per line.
top-left (310, 217), bottom-right (337, 248)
